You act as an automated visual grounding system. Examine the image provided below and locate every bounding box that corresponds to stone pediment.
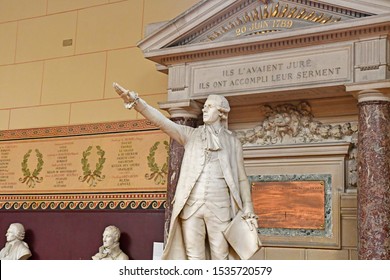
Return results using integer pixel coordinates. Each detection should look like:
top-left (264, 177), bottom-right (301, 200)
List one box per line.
top-left (167, 0), bottom-right (369, 46)
top-left (138, 0), bottom-right (390, 65)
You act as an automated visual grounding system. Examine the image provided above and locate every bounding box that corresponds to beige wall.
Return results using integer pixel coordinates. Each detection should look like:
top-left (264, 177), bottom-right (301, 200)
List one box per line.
top-left (0, 0), bottom-right (360, 261)
top-left (0, 0), bottom-right (201, 130)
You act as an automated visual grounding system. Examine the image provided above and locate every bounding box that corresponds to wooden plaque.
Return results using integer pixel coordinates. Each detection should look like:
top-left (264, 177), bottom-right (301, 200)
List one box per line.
top-left (252, 181), bottom-right (325, 229)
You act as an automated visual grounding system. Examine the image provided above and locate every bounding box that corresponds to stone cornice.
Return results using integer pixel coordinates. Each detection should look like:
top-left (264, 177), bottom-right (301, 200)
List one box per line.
top-left (138, 0), bottom-right (379, 53)
top-left (137, 0), bottom-right (238, 52)
top-left (318, 0), bottom-right (390, 14)
top-left (243, 141), bottom-right (350, 158)
top-left (158, 100), bottom-right (202, 118)
top-left (142, 13), bottom-right (390, 66)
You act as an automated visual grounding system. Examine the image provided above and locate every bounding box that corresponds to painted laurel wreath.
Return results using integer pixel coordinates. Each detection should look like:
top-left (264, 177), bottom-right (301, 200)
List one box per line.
top-left (19, 149), bottom-right (44, 188)
top-left (79, 146), bottom-right (106, 187)
top-left (145, 141), bottom-right (169, 185)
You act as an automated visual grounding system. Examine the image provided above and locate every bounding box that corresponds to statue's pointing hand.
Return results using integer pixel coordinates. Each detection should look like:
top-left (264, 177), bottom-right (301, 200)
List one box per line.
top-left (113, 82), bottom-right (139, 110)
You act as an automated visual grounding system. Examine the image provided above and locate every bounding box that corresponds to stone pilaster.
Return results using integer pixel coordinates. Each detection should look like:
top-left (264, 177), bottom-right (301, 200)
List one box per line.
top-left (348, 85), bottom-right (390, 259)
top-left (159, 101), bottom-right (202, 244)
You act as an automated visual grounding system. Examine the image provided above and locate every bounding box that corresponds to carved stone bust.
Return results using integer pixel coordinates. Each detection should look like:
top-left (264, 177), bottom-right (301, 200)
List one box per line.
top-left (92, 225), bottom-right (129, 260)
top-left (0, 223), bottom-right (32, 260)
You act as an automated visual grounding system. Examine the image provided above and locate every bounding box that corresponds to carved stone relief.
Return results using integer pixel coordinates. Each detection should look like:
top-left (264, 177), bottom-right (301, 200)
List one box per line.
top-left (235, 101), bottom-right (358, 189)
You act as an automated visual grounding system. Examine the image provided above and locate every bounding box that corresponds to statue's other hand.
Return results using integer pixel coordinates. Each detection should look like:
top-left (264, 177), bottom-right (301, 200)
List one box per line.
top-left (242, 212), bottom-right (259, 230)
top-left (113, 82), bottom-right (137, 103)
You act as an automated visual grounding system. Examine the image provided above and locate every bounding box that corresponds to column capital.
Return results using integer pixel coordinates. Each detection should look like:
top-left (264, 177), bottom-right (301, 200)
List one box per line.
top-left (345, 80), bottom-right (390, 103)
top-left (158, 99), bottom-right (202, 119)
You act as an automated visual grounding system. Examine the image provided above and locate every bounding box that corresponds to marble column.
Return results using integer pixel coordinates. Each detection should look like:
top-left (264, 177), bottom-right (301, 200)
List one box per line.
top-left (162, 103), bottom-right (201, 244)
top-left (356, 89), bottom-right (390, 259)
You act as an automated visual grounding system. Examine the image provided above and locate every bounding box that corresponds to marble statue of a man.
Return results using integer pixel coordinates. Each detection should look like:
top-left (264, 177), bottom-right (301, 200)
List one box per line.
top-left (114, 83), bottom-right (260, 260)
top-left (92, 225), bottom-right (129, 260)
top-left (0, 223), bottom-right (32, 260)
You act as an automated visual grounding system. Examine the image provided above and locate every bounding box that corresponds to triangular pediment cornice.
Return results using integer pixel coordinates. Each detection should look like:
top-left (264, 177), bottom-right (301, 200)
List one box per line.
top-left (138, 0), bottom-right (390, 65)
top-left (167, 0), bottom-right (370, 47)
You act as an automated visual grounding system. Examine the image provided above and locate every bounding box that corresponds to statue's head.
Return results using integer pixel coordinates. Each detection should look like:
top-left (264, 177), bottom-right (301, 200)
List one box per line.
top-left (103, 225), bottom-right (120, 247)
top-left (6, 223), bottom-right (25, 242)
top-left (202, 95), bottom-right (230, 128)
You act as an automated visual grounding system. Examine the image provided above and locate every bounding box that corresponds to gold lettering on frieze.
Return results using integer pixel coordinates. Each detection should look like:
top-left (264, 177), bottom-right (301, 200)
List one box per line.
top-left (236, 19), bottom-right (293, 36)
top-left (204, 3), bottom-right (341, 42)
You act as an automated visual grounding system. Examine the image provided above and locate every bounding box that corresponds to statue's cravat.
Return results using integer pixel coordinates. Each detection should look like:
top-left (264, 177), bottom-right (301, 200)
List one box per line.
top-left (204, 125), bottom-right (222, 151)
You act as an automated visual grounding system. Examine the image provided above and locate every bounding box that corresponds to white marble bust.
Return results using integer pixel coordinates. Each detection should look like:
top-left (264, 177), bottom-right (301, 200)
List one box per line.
top-left (92, 225), bottom-right (129, 260)
top-left (0, 223), bottom-right (32, 260)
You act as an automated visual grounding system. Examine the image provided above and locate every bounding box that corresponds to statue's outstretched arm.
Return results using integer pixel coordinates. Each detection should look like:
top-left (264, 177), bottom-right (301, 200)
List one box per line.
top-left (113, 82), bottom-right (190, 146)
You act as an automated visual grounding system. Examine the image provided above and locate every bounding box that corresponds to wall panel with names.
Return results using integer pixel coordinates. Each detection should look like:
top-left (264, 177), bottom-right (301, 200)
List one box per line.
top-left (0, 120), bottom-right (169, 211)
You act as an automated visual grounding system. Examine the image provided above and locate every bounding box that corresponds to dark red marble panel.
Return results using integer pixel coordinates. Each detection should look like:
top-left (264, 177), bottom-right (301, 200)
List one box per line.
top-left (164, 117), bottom-right (198, 240)
top-left (358, 100), bottom-right (390, 259)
